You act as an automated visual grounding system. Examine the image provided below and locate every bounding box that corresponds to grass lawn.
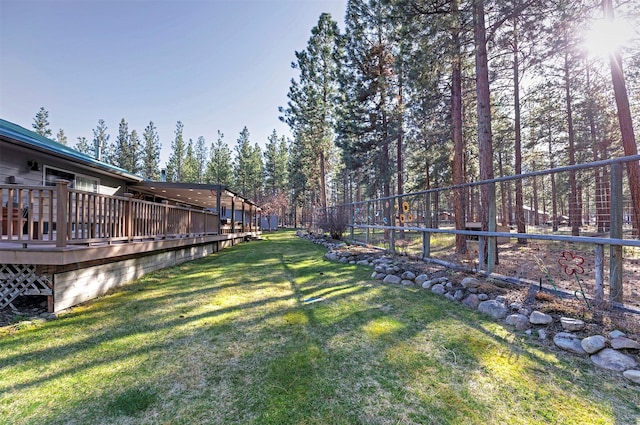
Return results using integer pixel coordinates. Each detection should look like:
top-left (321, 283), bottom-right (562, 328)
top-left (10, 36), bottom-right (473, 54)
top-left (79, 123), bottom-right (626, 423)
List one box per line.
top-left (1, 230), bottom-right (638, 425)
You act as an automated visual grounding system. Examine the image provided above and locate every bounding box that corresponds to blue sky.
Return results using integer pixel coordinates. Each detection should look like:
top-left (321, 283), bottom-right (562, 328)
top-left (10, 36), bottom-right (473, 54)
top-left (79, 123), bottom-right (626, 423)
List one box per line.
top-left (0, 0), bottom-right (347, 167)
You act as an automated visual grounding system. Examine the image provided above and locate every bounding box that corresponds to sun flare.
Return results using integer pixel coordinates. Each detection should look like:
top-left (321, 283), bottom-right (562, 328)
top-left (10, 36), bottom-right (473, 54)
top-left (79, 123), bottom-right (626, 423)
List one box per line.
top-left (584, 18), bottom-right (634, 57)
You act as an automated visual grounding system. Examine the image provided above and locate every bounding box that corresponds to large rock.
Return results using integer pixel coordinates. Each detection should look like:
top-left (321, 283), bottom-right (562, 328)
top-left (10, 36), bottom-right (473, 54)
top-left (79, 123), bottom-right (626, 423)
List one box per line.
top-left (462, 294), bottom-right (480, 309)
top-left (610, 337), bottom-right (640, 350)
top-left (421, 280), bottom-right (434, 290)
top-left (530, 311), bottom-right (553, 325)
top-left (478, 300), bottom-right (508, 320)
top-left (581, 335), bottom-right (607, 354)
top-left (325, 252), bottom-right (339, 261)
top-left (431, 284), bottom-right (446, 295)
top-left (401, 271), bottom-right (416, 280)
top-left (357, 259), bottom-right (370, 266)
top-left (415, 274), bottom-right (430, 286)
top-left (590, 348), bottom-right (638, 371)
top-left (461, 277), bottom-right (482, 288)
top-left (553, 332), bottom-right (587, 355)
top-left (623, 370), bottom-right (640, 384)
top-left (505, 314), bottom-right (530, 330)
top-left (383, 275), bottom-right (401, 285)
top-left (609, 330), bottom-right (626, 339)
top-left (477, 293), bottom-right (489, 301)
top-left (560, 317), bottom-right (585, 332)
top-left (401, 280), bottom-right (415, 287)
top-left (453, 290), bottom-right (465, 301)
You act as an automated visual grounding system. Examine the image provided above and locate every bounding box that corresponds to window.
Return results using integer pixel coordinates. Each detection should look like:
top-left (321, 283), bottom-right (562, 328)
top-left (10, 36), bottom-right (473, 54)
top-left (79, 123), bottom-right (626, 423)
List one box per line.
top-left (44, 166), bottom-right (99, 193)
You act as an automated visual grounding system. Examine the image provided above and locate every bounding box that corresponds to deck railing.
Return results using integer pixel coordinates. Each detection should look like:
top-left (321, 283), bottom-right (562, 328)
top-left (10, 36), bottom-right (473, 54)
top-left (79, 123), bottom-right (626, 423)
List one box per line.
top-left (0, 180), bottom-right (220, 247)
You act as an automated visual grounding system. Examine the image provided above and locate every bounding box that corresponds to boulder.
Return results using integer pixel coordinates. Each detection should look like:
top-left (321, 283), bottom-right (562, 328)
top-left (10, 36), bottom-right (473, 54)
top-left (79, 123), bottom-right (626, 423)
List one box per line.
top-left (421, 280), bottom-right (434, 290)
top-left (609, 330), bottom-right (626, 339)
top-left (477, 293), bottom-right (489, 301)
top-left (401, 271), bottom-right (416, 280)
top-left (610, 337), bottom-right (640, 350)
top-left (453, 290), bottom-right (465, 301)
top-left (505, 314), bottom-right (530, 330)
top-left (462, 294), bottom-right (480, 309)
top-left (461, 277), bottom-right (482, 289)
top-left (478, 300), bottom-right (509, 320)
top-left (560, 317), bottom-right (585, 332)
top-left (590, 348), bottom-right (638, 371)
top-left (401, 280), bottom-right (415, 287)
top-left (530, 311), bottom-right (553, 325)
top-left (383, 275), bottom-right (401, 285)
top-left (581, 335), bottom-right (607, 354)
top-left (553, 332), bottom-right (587, 355)
top-left (622, 370), bottom-right (640, 385)
top-left (415, 274), bottom-right (430, 286)
top-left (431, 284), bottom-right (446, 295)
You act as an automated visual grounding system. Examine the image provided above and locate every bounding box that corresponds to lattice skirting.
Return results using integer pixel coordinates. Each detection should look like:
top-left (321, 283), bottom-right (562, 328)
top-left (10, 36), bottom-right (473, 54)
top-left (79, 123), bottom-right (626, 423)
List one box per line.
top-left (0, 264), bottom-right (53, 310)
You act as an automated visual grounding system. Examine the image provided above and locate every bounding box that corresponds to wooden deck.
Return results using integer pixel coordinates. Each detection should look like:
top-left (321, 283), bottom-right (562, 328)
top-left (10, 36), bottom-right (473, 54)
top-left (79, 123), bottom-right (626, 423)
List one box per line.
top-left (1, 181), bottom-right (261, 312)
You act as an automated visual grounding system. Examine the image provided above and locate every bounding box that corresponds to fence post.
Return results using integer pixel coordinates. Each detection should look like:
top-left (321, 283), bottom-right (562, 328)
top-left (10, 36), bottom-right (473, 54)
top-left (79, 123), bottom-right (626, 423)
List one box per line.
top-left (610, 162), bottom-right (623, 303)
top-left (366, 201), bottom-right (371, 245)
top-left (487, 182), bottom-right (497, 274)
top-left (349, 205), bottom-right (354, 242)
top-left (423, 192), bottom-right (431, 259)
top-left (594, 244), bottom-right (604, 305)
top-left (55, 180), bottom-right (69, 248)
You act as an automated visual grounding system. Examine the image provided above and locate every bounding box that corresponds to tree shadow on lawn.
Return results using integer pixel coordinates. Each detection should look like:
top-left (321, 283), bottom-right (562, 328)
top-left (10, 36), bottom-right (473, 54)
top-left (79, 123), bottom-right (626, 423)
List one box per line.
top-left (2, 232), bottom-right (638, 424)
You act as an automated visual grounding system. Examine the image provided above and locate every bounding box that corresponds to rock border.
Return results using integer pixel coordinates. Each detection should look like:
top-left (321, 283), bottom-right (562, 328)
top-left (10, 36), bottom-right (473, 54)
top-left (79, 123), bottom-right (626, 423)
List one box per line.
top-left (299, 230), bottom-right (640, 385)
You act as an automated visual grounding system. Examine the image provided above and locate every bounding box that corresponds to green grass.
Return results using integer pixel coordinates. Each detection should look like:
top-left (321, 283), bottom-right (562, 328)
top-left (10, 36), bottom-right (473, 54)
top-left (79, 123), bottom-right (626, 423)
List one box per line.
top-left (0, 230), bottom-right (638, 425)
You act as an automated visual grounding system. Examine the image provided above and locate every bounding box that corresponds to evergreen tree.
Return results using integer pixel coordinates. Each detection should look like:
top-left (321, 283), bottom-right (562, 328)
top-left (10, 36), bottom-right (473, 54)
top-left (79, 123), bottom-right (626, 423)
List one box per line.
top-left (74, 136), bottom-right (92, 156)
top-left (249, 142), bottom-right (265, 202)
top-left (141, 121), bottom-right (161, 180)
top-left (56, 129), bottom-right (68, 145)
top-left (32, 107), bottom-right (52, 137)
top-left (281, 12), bottom-right (343, 218)
top-left (92, 119), bottom-right (110, 162)
top-left (205, 130), bottom-right (233, 186)
top-left (112, 118), bottom-right (131, 170)
top-left (182, 139), bottom-right (198, 183)
top-left (195, 136), bottom-right (207, 183)
top-left (264, 130), bottom-right (289, 195)
top-left (166, 121), bottom-right (186, 182)
top-left (233, 127), bottom-right (253, 196)
top-left (128, 129), bottom-right (141, 174)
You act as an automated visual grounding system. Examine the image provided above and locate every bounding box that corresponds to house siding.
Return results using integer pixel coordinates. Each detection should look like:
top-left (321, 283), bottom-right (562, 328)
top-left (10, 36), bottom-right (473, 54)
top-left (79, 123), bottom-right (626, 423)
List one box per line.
top-left (0, 141), bottom-right (128, 195)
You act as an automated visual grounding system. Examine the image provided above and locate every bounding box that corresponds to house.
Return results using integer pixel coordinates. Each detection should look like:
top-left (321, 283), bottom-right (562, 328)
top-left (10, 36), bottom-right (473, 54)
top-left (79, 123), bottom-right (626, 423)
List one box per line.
top-left (0, 118), bottom-right (261, 312)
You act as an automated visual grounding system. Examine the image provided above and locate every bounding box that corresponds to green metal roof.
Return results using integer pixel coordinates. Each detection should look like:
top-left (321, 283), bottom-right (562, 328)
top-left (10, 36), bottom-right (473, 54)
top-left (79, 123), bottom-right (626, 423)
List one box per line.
top-left (0, 118), bottom-right (143, 182)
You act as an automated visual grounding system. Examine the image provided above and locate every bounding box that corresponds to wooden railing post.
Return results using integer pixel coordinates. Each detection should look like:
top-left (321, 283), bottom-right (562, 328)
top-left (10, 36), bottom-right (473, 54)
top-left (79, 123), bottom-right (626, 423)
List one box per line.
top-left (55, 180), bottom-right (69, 248)
top-left (162, 200), bottom-right (169, 239)
top-left (231, 197), bottom-right (235, 233)
top-left (123, 193), bottom-right (133, 242)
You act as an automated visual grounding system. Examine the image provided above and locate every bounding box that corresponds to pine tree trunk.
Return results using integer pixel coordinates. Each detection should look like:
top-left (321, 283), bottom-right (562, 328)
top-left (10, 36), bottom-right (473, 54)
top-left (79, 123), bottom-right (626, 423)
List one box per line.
top-left (512, 20), bottom-right (527, 244)
top-left (473, 0), bottom-right (496, 268)
top-left (604, 0), bottom-right (640, 236)
top-left (564, 51), bottom-right (580, 236)
top-left (452, 0), bottom-right (467, 254)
